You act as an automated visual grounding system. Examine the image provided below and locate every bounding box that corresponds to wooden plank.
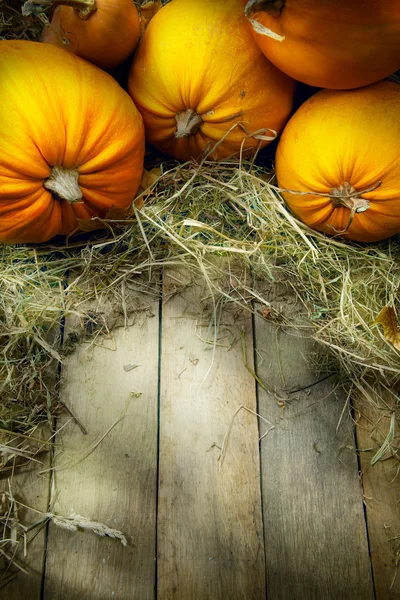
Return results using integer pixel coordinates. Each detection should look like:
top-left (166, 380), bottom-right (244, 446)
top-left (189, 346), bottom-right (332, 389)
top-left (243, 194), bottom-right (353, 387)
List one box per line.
top-left (43, 293), bottom-right (159, 599)
top-left (0, 325), bottom-right (58, 597)
top-left (354, 389), bottom-right (400, 599)
top-left (0, 437), bottom-right (51, 597)
top-left (254, 301), bottom-right (374, 599)
top-left (158, 268), bottom-right (266, 600)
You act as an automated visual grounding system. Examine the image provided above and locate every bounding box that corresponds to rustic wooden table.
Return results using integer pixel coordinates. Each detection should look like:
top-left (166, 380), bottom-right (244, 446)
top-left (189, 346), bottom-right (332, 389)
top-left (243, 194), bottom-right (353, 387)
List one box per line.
top-left (2, 268), bottom-right (399, 599)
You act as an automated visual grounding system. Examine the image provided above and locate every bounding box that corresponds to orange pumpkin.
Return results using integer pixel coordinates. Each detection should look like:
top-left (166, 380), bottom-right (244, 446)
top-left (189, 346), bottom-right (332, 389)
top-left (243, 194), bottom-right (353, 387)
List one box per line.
top-left (0, 40), bottom-right (145, 244)
top-left (275, 81), bottom-right (400, 242)
top-left (244, 0), bottom-right (400, 89)
top-left (128, 0), bottom-right (295, 161)
top-left (40, 0), bottom-right (140, 69)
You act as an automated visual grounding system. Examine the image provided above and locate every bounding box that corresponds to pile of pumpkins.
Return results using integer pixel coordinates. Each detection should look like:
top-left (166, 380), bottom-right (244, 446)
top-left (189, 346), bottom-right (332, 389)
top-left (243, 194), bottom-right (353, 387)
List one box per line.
top-left (1, 0), bottom-right (400, 244)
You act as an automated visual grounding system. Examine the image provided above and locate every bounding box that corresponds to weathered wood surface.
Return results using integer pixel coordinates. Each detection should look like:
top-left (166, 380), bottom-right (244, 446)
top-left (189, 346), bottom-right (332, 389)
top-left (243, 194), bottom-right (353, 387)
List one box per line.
top-left (1, 326), bottom-right (58, 597)
top-left (0, 439), bottom-right (51, 598)
top-left (4, 272), bottom-right (400, 599)
top-left (355, 389), bottom-right (400, 599)
top-left (44, 296), bottom-right (159, 599)
top-left (254, 299), bottom-right (374, 599)
top-left (157, 269), bottom-right (265, 599)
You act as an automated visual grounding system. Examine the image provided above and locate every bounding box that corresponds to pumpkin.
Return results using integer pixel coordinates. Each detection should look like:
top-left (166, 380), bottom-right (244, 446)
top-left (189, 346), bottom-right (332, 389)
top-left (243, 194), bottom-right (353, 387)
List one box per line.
top-left (40, 0), bottom-right (140, 69)
top-left (0, 40), bottom-right (145, 244)
top-left (275, 81), bottom-right (400, 243)
top-left (244, 0), bottom-right (400, 89)
top-left (128, 0), bottom-right (295, 161)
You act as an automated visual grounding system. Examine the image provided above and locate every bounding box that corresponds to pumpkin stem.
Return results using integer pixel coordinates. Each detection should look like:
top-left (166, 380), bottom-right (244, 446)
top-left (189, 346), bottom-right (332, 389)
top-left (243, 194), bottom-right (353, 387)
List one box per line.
top-left (53, 0), bottom-right (97, 20)
top-left (244, 1), bottom-right (285, 42)
top-left (22, 0), bottom-right (97, 20)
top-left (330, 182), bottom-right (370, 212)
top-left (328, 181), bottom-right (373, 235)
top-left (244, 0), bottom-right (285, 18)
top-left (44, 166), bottom-right (82, 203)
top-left (175, 109), bottom-right (203, 139)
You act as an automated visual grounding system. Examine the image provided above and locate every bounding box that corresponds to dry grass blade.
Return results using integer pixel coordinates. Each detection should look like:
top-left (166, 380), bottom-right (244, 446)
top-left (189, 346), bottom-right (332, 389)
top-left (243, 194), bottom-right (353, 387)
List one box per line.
top-left (371, 412), bottom-right (397, 466)
top-left (219, 404), bottom-right (275, 471)
top-left (48, 512), bottom-right (128, 546)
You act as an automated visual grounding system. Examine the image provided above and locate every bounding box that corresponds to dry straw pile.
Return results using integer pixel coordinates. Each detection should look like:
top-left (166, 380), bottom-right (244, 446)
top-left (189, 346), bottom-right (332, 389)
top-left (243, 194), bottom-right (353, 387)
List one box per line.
top-left (1, 159), bottom-right (399, 440)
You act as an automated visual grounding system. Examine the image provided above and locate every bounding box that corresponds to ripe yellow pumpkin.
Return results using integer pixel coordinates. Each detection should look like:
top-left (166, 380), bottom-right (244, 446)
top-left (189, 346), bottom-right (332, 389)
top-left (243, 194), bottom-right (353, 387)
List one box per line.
top-left (40, 0), bottom-right (140, 69)
top-left (275, 82), bottom-right (400, 242)
top-left (128, 0), bottom-right (295, 161)
top-left (0, 41), bottom-right (145, 244)
top-left (244, 0), bottom-right (400, 89)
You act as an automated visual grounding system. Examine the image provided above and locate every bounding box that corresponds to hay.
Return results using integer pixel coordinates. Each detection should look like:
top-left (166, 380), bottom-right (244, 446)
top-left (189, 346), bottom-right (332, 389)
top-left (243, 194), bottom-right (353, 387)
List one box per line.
top-left (0, 160), bottom-right (399, 448)
top-left (0, 0), bottom-right (49, 40)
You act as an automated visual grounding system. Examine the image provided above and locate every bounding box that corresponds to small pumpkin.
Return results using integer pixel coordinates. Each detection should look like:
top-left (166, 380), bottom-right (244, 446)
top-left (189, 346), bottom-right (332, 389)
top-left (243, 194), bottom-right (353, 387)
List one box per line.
top-left (0, 40), bottom-right (145, 244)
top-left (244, 0), bottom-right (400, 89)
top-left (275, 81), bottom-right (400, 242)
top-left (40, 0), bottom-right (140, 69)
top-left (128, 0), bottom-right (295, 161)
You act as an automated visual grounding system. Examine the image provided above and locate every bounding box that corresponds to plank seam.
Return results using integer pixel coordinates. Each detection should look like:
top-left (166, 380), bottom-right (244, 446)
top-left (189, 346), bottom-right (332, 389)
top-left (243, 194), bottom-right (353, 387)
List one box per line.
top-left (252, 304), bottom-right (268, 600)
top-left (351, 398), bottom-right (377, 600)
top-left (155, 269), bottom-right (163, 600)
top-left (40, 275), bottom-right (67, 600)
top-left (39, 444), bottom-right (57, 600)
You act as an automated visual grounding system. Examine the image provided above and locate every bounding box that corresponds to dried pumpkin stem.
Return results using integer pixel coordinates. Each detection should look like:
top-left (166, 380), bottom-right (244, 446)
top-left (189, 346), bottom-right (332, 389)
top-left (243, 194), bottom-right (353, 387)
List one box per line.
top-left (274, 180), bottom-right (381, 235)
top-left (328, 181), bottom-right (372, 235)
top-left (245, 0), bottom-right (285, 18)
top-left (22, 0), bottom-right (97, 20)
top-left (275, 180), bottom-right (381, 201)
top-left (175, 109), bottom-right (203, 139)
top-left (330, 182), bottom-right (370, 212)
top-left (53, 0), bottom-right (97, 20)
top-left (244, 0), bottom-right (285, 41)
top-left (44, 165), bottom-right (82, 203)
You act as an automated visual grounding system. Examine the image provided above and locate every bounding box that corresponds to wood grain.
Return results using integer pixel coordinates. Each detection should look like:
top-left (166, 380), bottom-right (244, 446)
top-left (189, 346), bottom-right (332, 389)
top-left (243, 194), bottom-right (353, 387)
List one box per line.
top-left (43, 297), bottom-right (159, 599)
top-left (1, 326), bottom-right (58, 598)
top-left (254, 305), bottom-right (374, 599)
top-left (158, 268), bottom-right (265, 600)
top-left (354, 389), bottom-right (400, 599)
top-left (0, 441), bottom-right (51, 598)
